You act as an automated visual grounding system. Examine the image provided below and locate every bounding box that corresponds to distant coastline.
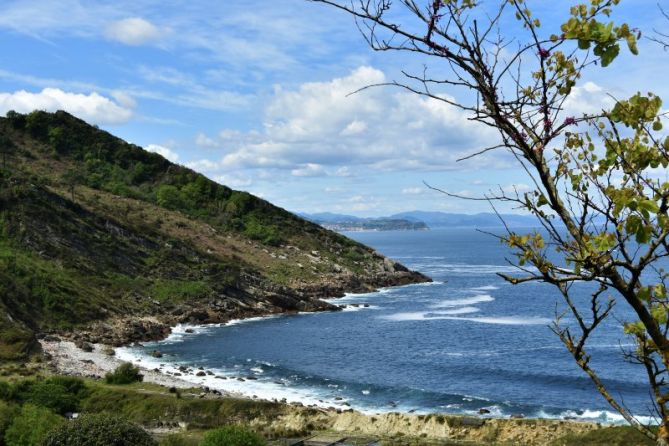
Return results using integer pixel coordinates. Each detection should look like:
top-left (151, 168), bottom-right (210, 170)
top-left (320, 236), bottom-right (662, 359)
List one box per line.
top-left (320, 219), bottom-right (430, 232)
top-left (300, 210), bottom-right (541, 232)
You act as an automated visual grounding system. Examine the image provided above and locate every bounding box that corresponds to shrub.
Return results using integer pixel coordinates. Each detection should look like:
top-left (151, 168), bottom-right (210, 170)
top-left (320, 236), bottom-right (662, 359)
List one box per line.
top-left (44, 376), bottom-right (88, 398)
top-left (200, 425), bottom-right (266, 446)
top-left (0, 382), bottom-right (11, 401)
top-left (43, 414), bottom-right (156, 446)
top-left (105, 362), bottom-right (143, 385)
top-left (0, 401), bottom-right (18, 446)
top-left (4, 404), bottom-right (63, 446)
top-left (24, 382), bottom-right (79, 415)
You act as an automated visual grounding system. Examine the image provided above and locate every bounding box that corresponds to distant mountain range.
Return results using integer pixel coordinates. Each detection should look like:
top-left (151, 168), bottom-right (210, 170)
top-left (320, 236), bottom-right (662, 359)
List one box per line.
top-left (301, 211), bottom-right (540, 230)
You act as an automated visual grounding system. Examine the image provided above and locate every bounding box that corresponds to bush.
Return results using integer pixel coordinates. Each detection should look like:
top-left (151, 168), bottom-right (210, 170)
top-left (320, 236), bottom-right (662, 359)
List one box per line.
top-left (0, 401), bottom-right (18, 446)
top-left (105, 362), bottom-right (143, 385)
top-left (23, 382), bottom-right (79, 415)
top-left (44, 376), bottom-right (88, 398)
top-left (4, 404), bottom-right (63, 446)
top-left (200, 425), bottom-right (266, 446)
top-left (43, 414), bottom-right (156, 446)
top-left (0, 382), bottom-right (11, 401)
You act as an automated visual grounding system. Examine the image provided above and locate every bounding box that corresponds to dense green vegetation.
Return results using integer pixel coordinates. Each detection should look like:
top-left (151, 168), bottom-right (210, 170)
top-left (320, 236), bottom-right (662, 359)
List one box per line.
top-left (4, 404), bottom-right (64, 446)
top-left (104, 363), bottom-right (143, 385)
top-left (3, 110), bottom-right (335, 246)
top-left (43, 414), bottom-right (157, 446)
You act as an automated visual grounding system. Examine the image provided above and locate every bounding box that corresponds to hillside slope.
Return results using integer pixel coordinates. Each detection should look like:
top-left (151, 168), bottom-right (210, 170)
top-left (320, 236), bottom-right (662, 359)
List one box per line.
top-left (0, 110), bottom-right (429, 359)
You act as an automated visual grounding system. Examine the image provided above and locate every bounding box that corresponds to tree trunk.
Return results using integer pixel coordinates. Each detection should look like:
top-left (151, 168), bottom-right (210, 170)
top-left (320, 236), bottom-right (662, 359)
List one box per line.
top-left (658, 422), bottom-right (669, 446)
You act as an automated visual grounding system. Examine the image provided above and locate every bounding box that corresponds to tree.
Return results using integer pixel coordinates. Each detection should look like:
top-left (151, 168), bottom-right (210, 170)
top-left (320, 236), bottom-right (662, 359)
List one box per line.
top-left (0, 134), bottom-right (13, 170)
top-left (310, 0), bottom-right (669, 444)
top-left (62, 168), bottom-right (84, 201)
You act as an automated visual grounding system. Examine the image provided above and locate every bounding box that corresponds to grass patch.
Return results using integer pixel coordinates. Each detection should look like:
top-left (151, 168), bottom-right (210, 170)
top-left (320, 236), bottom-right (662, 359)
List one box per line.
top-left (550, 425), bottom-right (656, 446)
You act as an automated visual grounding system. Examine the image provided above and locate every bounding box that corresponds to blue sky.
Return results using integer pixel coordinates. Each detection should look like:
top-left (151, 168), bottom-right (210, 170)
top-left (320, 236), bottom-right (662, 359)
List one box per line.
top-left (0, 0), bottom-right (666, 216)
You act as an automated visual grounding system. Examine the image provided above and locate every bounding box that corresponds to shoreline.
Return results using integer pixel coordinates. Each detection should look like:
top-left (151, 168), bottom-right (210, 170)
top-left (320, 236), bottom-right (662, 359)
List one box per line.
top-left (43, 314), bottom-right (650, 427)
top-left (40, 338), bottom-right (610, 445)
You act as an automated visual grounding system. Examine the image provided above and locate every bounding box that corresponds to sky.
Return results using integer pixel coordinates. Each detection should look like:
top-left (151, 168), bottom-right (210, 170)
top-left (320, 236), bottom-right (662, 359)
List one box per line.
top-left (0, 0), bottom-right (667, 216)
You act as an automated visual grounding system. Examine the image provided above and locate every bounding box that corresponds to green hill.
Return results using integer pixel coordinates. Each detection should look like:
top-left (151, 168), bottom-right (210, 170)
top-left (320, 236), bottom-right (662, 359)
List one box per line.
top-left (0, 110), bottom-right (429, 360)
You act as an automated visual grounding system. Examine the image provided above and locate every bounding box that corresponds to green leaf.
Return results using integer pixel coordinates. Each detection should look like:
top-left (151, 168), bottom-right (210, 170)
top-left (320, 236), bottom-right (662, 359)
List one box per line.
top-left (636, 225), bottom-right (653, 244)
top-left (639, 199), bottom-right (660, 214)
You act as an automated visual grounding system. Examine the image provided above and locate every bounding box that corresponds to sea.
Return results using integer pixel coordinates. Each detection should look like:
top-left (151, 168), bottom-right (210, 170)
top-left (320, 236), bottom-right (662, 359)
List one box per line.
top-left (117, 228), bottom-right (656, 424)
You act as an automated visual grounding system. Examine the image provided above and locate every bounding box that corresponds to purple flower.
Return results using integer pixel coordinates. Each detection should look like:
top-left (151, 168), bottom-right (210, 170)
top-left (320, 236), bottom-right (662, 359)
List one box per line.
top-left (538, 47), bottom-right (550, 59)
top-left (564, 116), bottom-right (576, 126)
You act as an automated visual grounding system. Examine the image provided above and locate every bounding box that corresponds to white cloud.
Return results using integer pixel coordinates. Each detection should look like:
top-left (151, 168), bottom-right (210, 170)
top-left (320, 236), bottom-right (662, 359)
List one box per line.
top-left (186, 159), bottom-right (219, 172)
top-left (402, 187), bottom-right (424, 195)
top-left (198, 66), bottom-right (500, 175)
top-left (334, 166), bottom-right (353, 177)
top-left (0, 88), bottom-right (133, 124)
top-left (146, 144), bottom-right (179, 162)
top-left (563, 81), bottom-right (616, 117)
top-left (195, 133), bottom-right (219, 148)
top-left (105, 17), bottom-right (164, 46)
top-left (340, 119), bottom-right (367, 136)
top-left (501, 183), bottom-right (532, 194)
top-left (291, 163), bottom-right (326, 177)
top-left (111, 90), bottom-right (137, 109)
top-left (213, 174), bottom-right (252, 188)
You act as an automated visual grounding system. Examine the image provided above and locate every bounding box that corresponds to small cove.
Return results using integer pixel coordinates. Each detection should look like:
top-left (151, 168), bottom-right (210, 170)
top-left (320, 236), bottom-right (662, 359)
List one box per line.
top-left (119, 228), bottom-right (655, 424)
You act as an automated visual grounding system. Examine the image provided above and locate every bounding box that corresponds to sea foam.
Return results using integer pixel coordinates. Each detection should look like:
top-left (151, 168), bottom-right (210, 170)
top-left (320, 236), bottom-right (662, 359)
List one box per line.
top-left (431, 294), bottom-right (494, 308)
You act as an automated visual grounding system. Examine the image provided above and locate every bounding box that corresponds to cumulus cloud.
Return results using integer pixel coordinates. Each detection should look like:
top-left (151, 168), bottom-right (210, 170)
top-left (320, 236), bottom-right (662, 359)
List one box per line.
top-left (0, 88), bottom-right (133, 124)
top-left (200, 66), bottom-right (500, 174)
top-left (562, 81), bottom-right (616, 117)
top-left (105, 17), bottom-right (165, 46)
top-left (146, 144), bottom-right (179, 162)
top-left (291, 163), bottom-right (326, 177)
top-left (213, 173), bottom-right (252, 188)
top-left (195, 133), bottom-right (219, 148)
top-left (186, 159), bottom-right (219, 172)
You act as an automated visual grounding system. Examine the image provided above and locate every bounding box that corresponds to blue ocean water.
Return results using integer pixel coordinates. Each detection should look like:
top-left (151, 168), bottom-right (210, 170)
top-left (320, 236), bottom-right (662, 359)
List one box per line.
top-left (119, 228), bottom-right (654, 423)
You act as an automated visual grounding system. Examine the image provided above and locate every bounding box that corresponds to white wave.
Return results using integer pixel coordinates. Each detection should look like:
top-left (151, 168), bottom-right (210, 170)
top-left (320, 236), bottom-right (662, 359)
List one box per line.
top-left (431, 294), bottom-right (494, 308)
top-left (225, 315), bottom-right (281, 327)
top-left (381, 307), bottom-right (479, 321)
top-left (430, 307), bottom-right (480, 316)
top-left (362, 390), bottom-right (371, 395)
top-left (381, 312), bottom-right (429, 321)
top-left (430, 264), bottom-right (536, 275)
top-left (470, 285), bottom-right (500, 291)
top-left (536, 409), bottom-right (657, 425)
top-left (382, 312), bottom-right (550, 325)
top-left (340, 304), bottom-right (380, 312)
top-left (445, 316), bottom-right (551, 325)
top-left (408, 281), bottom-right (445, 287)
